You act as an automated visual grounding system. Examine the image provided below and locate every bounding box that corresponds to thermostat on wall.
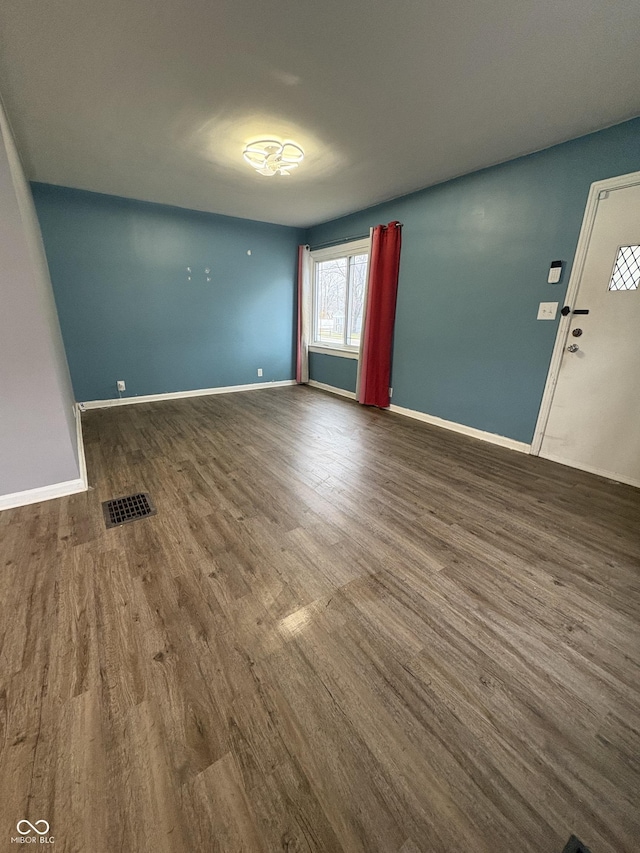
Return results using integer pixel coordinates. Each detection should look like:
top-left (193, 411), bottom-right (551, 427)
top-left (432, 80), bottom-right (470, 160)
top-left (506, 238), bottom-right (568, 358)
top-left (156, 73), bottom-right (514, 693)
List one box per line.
top-left (548, 260), bottom-right (563, 283)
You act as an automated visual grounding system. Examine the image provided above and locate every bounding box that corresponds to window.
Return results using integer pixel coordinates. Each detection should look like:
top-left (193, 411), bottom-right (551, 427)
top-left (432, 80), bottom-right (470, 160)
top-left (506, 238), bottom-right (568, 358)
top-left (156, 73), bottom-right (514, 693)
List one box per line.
top-left (311, 239), bottom-right (370, 353)
top-left (608, 245), bottom-right (640, 291)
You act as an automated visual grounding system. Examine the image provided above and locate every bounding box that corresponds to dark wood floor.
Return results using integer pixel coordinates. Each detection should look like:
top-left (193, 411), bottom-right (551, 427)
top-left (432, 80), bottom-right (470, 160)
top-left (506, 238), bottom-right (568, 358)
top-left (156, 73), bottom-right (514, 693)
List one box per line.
top-left (1, 386), bottom-right (639, 853)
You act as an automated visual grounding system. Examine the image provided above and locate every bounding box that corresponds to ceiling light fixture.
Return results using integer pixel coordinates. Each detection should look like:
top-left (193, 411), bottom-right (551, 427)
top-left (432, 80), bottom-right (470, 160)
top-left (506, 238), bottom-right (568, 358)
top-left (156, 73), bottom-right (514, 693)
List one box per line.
top-left (242, 139), bottom-right (304, 177)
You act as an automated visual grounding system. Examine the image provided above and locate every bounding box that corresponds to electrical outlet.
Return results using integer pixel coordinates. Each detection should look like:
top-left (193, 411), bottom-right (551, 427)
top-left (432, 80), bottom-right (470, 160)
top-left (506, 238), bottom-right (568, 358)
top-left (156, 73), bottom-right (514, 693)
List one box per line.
top-left (257, 368), bottom-right (263, 377)
top-left (117, 380), bottom-right (126, 392)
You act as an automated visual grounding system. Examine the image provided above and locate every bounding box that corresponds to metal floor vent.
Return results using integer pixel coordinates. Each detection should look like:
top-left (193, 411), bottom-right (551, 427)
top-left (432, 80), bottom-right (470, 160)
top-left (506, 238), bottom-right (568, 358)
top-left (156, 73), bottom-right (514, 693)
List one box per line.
top-left (562, 836), bottom-right (592, 853)
top-left (103, 493), bottom-right (156, 528)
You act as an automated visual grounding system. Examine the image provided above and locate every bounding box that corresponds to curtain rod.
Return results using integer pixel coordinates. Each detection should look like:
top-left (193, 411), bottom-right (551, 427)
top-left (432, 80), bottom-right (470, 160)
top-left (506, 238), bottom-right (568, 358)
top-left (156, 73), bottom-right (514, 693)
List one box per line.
top-left (309, 233), bottom-right (368, 251)
top-left (309, 222), bottom-right (402, 252)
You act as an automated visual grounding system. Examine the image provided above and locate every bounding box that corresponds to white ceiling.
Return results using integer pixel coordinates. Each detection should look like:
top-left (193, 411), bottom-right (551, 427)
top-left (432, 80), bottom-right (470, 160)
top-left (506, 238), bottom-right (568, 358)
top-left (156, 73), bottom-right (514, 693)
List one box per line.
top-left (0, 0), bottom-right (638, 227)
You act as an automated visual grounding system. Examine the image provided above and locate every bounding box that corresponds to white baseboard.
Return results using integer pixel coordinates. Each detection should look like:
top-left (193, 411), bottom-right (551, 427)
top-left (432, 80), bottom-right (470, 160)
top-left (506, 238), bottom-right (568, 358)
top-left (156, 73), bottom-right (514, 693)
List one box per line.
top-left (75, 403), bottom-right (89, 488)
top-left (539, 452), bottom-right (640, 489)
top-left (308, 380), bottom-right (357, 400)
top-left (388, 403), bottom-right (531, 454)
top-left (80, 379), bottom-right (297, 409)
top-left (0, 405), bottom-right (89, 512)
top-left (0, 476), bottom-right (86, 512)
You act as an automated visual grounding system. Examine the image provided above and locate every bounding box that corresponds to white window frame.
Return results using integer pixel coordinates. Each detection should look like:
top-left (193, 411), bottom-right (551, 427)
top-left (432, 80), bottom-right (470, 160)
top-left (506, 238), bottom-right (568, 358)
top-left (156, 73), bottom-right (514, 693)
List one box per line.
top-left (309, 238), bottom-right (371, 359)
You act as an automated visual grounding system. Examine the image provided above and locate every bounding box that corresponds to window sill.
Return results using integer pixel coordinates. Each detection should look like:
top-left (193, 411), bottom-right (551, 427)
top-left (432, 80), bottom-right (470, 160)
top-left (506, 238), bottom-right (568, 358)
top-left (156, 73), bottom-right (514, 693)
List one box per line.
top-left (308, 345), bottom-right (359, 360)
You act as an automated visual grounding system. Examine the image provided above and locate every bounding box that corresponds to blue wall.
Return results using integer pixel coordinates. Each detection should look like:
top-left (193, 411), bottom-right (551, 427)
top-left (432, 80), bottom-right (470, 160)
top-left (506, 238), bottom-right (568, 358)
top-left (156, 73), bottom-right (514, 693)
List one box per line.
top-left (309, 352), bottom-right (357, 393)
top-left (32, 184), bottom-right (303, 402)
top-left (308, 118), bottom-right (640, 444)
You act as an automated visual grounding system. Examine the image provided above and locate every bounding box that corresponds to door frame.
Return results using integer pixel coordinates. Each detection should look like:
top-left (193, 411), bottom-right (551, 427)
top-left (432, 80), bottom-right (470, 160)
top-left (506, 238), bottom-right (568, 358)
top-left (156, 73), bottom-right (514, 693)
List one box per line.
top-left (531, 169), bottom-right (640, 457)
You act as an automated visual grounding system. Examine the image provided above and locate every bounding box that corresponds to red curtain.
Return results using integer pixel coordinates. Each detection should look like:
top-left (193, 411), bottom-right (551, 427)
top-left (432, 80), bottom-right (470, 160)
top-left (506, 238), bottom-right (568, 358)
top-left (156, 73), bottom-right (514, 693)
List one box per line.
top-left (296, 245), bottom-right (311, 384)
top-left (359, 222), bottom-right (402, 408)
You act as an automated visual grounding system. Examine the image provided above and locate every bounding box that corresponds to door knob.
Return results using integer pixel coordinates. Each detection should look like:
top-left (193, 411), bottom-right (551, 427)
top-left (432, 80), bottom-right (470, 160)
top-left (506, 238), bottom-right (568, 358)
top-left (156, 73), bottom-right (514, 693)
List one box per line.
top-left (567, 343), bottom-right (579, 353)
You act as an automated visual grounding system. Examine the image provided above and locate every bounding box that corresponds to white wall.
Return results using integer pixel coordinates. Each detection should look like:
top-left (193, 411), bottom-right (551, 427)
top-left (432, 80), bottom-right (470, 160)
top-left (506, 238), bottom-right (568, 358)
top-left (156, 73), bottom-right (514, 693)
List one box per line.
top-left (0, 97), bottom-right (84, 508)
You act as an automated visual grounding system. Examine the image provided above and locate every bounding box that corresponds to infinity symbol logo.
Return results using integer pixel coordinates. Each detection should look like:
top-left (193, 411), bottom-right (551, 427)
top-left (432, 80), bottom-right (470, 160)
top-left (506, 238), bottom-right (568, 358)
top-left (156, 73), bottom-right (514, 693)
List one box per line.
top-left (17, 820), bottom-right (50, 835)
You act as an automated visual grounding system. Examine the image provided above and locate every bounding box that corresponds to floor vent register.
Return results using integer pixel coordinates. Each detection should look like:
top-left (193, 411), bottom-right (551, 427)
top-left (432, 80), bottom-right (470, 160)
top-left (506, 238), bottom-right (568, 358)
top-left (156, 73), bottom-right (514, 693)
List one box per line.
top-left (103, 493), bottom-right (157, 528)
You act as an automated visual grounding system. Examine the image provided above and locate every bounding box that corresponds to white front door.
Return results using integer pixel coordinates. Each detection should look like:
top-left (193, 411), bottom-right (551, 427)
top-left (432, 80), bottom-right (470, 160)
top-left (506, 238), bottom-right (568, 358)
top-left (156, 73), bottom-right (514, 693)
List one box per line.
top-left (539, 177), bottom-right (640, 487)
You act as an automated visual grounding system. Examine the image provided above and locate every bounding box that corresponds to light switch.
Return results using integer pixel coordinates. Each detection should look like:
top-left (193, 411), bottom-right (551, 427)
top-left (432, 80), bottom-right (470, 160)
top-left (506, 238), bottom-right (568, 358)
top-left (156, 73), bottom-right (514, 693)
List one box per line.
top-left (537, 302), bottom-right (558, 320)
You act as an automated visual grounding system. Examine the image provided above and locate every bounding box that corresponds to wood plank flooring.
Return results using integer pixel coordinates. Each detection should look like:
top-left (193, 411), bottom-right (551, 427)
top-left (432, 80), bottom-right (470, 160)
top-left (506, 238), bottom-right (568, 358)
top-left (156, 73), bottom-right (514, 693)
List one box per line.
top-left (0, 385), bottom-right (639, 853)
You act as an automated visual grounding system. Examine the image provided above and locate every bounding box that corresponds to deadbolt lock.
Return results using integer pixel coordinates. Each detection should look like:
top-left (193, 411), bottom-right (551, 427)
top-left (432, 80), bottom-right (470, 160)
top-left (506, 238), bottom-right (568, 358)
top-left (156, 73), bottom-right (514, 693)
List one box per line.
top-left (572, 328), bottom-right (583, 337)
